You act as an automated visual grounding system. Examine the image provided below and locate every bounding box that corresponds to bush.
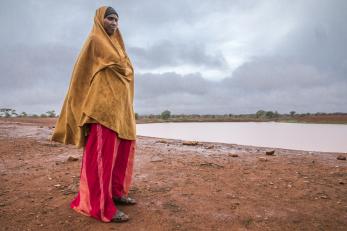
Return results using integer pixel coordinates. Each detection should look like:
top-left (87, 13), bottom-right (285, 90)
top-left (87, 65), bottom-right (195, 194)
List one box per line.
top-left (256, 110), bottom-right (266, 118)
top-left (265, 111), bottom-right (274, 118)
top-left (46, 110), bottom-right (56, 118)
top-left (161, 110), bottom-right (171, 120)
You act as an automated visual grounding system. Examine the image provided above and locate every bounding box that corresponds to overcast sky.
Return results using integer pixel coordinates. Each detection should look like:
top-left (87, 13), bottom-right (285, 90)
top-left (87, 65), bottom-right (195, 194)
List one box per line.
top-left (0, 0), bottom-right (346, 115)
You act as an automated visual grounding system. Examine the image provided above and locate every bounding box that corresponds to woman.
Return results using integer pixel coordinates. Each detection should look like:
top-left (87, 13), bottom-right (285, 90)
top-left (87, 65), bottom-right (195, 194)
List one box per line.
top-left (52, 6), bottom-right (136, 223)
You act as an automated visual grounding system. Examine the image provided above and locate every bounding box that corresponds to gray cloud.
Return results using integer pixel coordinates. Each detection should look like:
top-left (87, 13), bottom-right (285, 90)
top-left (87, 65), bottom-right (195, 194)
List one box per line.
top-left (0, 0), bottom-right (346, 115)
top-left (136, 61), bottom-right (347, 114)
top-left (129, 40), bottom-right (227, 69)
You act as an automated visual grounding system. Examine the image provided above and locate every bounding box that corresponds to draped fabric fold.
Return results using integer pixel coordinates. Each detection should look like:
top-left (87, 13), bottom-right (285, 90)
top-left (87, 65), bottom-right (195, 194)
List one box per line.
top-left (71, 123), bottom-right (135, 222)
top-left (51, 6), bottom-right (137, 223)
top-left (51, 6), bottom-right (136, 147)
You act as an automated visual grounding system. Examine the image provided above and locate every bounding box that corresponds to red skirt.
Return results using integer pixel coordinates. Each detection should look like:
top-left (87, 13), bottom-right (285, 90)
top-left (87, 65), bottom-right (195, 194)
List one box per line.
top-left (70, 123), bottom-right (136, 222)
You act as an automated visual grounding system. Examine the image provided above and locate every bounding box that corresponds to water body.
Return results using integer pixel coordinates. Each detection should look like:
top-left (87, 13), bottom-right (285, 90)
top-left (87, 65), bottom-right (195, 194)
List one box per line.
top-left (137, 122), bottom-right (347, 153)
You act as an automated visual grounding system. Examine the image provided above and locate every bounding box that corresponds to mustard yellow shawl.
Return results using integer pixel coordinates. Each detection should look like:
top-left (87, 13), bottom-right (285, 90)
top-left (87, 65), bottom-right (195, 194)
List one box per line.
top-left (52, 6), bottom-right (136, 147)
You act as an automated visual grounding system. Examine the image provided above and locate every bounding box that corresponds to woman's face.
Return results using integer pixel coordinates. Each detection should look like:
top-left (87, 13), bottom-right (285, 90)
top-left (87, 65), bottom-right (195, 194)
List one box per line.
top-left (103, 14), bottom-right (118, 36)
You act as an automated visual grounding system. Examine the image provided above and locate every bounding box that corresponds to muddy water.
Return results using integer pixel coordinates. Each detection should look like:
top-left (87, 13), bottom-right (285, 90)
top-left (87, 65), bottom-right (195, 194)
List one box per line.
top-left (137, 122), bottom-right (347, 153)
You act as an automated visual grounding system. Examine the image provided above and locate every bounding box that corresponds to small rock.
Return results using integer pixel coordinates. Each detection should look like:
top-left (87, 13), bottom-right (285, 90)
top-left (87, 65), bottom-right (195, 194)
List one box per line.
top-left (67, 156), bottom-right (79, 162)
top-left (258, 157), bottom-right (268, 162)
top-left (229, 154), bottom-right (239, 157)
top-left (156, 140), bottom-right (168, 144)
top-left (150, 156), bottom-right (164, 162)
top-left (320, 195), bottom-right (328, 199)
top-left (0, 203), bottom-right (5, 207)
top-left (266, 150), bottom-right (275, 156)
top-left (54, 184), bottom-right (61, 188)
top-left (205, 145), bottom-right (214, 149)
top-left (199, 162), bottom-right (224, 168)
top-left (338, 180), bottom-right (344, 185)
top-left (337, 155), bottom-right (346, 160)
top-left (182, 141), bottom-right (199, 146)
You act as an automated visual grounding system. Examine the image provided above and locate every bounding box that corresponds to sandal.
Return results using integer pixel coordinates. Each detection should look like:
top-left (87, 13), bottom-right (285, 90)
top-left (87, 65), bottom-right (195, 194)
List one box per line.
top-left (113, 196), bottom-right (137, 205)
top-left (111, 210), bottom-right (129, 223)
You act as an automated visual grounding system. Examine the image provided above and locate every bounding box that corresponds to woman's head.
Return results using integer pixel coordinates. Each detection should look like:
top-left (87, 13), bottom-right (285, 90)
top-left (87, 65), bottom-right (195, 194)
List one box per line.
top-left (103, 7), bottom-right (119, 36)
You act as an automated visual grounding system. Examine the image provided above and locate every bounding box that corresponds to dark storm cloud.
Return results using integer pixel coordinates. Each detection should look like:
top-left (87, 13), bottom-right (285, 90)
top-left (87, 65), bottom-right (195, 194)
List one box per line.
top-left (277, 0), bottom-right (347, 71)
top-left (136, 72), bottom-right (210, 99)
top-left (0, 0), bottom-right (346, 114)
top-left (1, 44), bottom-right (77, 89)
top-left (129, 41), bottom-right (227, 69)
top-left (136, 62), bottom-right (347, 114)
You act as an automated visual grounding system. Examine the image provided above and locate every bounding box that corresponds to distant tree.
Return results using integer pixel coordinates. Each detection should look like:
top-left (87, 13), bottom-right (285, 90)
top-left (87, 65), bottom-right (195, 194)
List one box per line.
top-left (46, 110), bottom-right (56, 117)
top-left (273, 111), bottom-right (279, 118)
top-left (161, 110), bottom-right (171, 120)
top-left (0, 108), bottom-right (12, 117)
top-left (265, 111), bottom-right (274, 118)
top-left (11, 109), bottom-right (18, 117)
top-left (40, 113), bottom-right (47, 118)
top-left (290, 111), bottom-right (296, 116)
top-left (256, 110), bottom-right (266, 118)
top-left (20, 112), bottom-right (28, 117)
top-left (135, 113), bottom-right (139, 120)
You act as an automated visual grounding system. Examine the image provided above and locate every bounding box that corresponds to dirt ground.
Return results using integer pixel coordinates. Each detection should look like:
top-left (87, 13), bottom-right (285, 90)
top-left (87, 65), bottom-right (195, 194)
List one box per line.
top-left (0, 118), bottom-right (346, 231)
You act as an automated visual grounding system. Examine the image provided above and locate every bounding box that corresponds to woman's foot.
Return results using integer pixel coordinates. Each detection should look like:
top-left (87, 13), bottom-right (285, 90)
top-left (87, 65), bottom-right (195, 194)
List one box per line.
top-left (111, 210), bottom-right (129, 223)
top-left (113, 196), bottom-right (137, 205)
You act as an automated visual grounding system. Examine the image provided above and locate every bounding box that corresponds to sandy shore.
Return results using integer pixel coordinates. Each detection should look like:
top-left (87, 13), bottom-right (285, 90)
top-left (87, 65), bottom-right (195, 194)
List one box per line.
top-left (0, 118), bottom-right (346, 231)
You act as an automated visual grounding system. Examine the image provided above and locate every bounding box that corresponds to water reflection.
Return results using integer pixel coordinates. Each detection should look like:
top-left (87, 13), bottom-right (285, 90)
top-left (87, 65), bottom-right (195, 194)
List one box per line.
top-left (137, 122), bottom-right (347, 153)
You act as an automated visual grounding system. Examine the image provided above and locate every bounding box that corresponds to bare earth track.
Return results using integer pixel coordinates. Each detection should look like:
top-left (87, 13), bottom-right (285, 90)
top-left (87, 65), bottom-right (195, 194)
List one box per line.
top-left (0, 118), bottom-right (346, 231)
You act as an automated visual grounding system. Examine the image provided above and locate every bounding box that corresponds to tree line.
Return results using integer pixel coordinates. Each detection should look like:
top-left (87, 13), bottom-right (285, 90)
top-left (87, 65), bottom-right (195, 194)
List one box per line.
top-left (137, 110), bottom-right (347, 120)
top-left (0, 108), bottom-right (57, 118)
top-left (2, 108), bottom-right (346, 120)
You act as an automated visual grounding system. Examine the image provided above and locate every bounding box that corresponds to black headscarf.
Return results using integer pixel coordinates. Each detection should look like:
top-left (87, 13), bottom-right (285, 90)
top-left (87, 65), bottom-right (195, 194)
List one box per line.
top-left (104, 7), bottom-right (118, 18)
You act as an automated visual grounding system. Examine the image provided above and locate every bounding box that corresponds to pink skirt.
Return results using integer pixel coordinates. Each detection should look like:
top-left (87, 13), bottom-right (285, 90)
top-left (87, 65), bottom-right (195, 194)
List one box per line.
top-left (70, 123), bottom-right (135, 222)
